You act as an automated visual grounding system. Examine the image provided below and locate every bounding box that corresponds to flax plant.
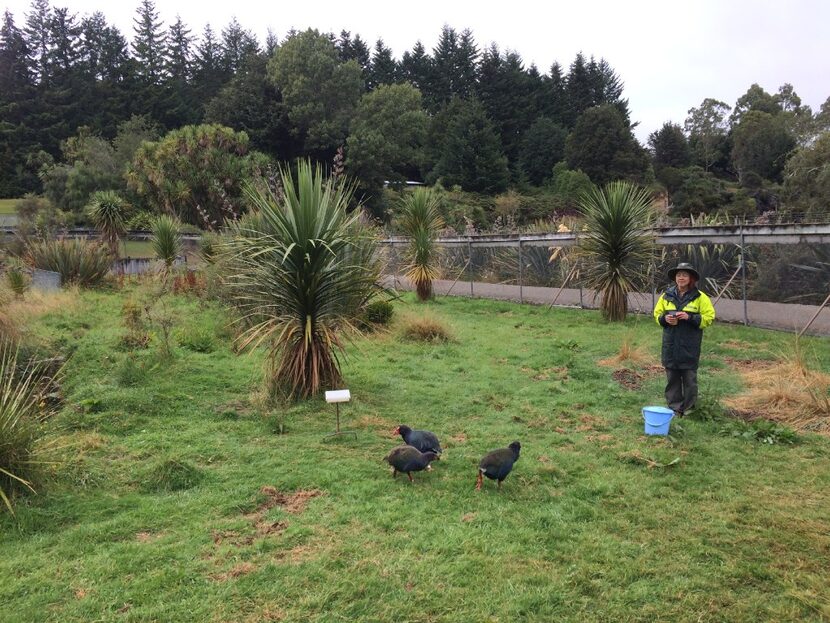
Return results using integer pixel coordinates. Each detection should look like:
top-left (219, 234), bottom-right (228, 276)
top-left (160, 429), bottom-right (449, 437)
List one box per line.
top-left (0, 342), bottom-right (58, 514)
top-left (577, 181), bottom-right (655, 321)
top-left (397, 188), bottom-right (444, 300)
top-left (223, 160), bottom-right (381, 400)
top-left (150, 214), bottom-right (183, 270)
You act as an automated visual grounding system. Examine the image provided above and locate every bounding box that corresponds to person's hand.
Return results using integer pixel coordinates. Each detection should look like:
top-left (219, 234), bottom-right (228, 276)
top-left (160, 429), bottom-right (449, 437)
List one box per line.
top-left (675, 311), bottom-right (689, 321)
top-left (665, 313), bottom-right (678, 325)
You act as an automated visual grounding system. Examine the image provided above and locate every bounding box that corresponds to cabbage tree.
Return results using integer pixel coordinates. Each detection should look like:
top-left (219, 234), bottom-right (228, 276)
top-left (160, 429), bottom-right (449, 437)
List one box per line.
top-left (578, 181), bottom-right (654, 321)
top-left (224, 160), bottom-right (381, 400)
top-left (397, 188), bottom-right (444, 301)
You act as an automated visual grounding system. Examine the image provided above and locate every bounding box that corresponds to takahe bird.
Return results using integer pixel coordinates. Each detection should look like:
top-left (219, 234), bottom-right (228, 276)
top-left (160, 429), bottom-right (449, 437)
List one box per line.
top-left (384, 445), bottom-right (439, 483)
top-left (476, 441), bottom-right (521, 490)
top-left (394, 424), bottom-right (443, 455)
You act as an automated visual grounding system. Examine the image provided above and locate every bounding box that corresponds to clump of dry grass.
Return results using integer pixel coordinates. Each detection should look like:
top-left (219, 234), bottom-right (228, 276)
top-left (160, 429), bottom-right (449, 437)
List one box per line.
top-left (725, 340), bottom-right (830, 434)
top-left (597, 330), bottom-right (651, 367)
top-left (399, 313), bottom-right (454, 343)
top-left (0, 287), bottom-right (80, 343)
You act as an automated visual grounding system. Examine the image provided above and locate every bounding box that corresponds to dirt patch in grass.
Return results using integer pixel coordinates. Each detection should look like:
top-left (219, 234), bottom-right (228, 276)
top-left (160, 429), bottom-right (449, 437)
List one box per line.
top-left (521, 366), bottom-right (569, 381)
top-left (721, 356), bottom-right (774, 372)
top-left (214, 399), bottom-right (254, 418)
top-left (135, 531), bottom-right (164, 543)
top-left (449, 432), bottom-right (467, 445)
top-left (251, 486), bottom-right (325, 516)
top-left (212, 561), bottom-right (257, 582)
top-left (212, 488), bottom-right (324, 550)
top-left (460, 513), bottom-right (477, 522)
top-left (612, 368), bottom-right (644, 390)
top-left (357, 415), bottom-right (392, 430)
top-left (586, 433), bottom-right (614, 445)
top-left (575, 414), bottom-right (605, 432)
top-left (722, 339), bottom-right (752, 351)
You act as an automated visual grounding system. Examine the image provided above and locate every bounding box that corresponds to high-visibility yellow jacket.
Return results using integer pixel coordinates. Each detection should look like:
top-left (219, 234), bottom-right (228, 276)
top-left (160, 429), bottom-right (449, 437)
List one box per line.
top-left (653, 286), bottom-right (715, 369)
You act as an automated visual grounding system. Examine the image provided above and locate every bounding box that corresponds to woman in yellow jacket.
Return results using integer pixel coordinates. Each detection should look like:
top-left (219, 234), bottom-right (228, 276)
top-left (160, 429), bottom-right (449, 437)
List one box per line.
top-left (653, 263), bottom-right (716, 417)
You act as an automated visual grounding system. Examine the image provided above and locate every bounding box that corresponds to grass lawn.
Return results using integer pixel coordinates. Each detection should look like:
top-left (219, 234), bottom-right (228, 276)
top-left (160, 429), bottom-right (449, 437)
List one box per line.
top-left (1, 288), bottom-right (828, 622)
top-left (121, 240), bottom-right (155, 258)
top-left (0, 198), bottom-right (18, 214)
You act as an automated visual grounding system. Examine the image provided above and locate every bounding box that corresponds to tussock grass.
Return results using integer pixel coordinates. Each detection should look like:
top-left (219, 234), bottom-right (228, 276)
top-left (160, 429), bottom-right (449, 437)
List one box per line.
top-left (597, 329), bottom-right (652, 367)
top-left (140, 458), bottom-right (205, 493)
top-left (399, 312), bottom-right (455, 343)
top-left (725, 340), bottom-right (830, 434)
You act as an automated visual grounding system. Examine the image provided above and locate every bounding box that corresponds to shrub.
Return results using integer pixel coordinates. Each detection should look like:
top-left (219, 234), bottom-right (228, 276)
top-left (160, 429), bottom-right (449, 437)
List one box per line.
top-left (119, 299), bottom-right (150, 350)
top-left (26, 238), bottom-right (112, 287)
top-left (5, 261), bottom-right (29, 297)
top-left (720, 419), bottom-right (798, 445)
top-left (176, 325), bottom-right (216, 353)
top-left (172, 270), bottom-right (205, 296)
top-left (364, 300), bottom-right (394, 326)
top-left (125, 210), bottom-right (155, 231)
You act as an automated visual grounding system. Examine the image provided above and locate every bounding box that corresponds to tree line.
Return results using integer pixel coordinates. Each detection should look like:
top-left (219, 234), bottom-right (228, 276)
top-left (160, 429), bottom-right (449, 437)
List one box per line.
top-left (1, 0), bottom-right (828, 225)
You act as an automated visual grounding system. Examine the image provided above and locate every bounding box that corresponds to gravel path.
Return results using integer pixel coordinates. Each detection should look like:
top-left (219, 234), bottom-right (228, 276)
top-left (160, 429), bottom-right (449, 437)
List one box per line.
top-left (386, 276), bottom-right (830, 336)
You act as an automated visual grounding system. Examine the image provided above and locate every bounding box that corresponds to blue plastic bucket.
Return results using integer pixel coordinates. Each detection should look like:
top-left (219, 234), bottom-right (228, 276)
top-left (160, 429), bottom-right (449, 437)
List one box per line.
top-left (642, 406), bottom-right (674, 435)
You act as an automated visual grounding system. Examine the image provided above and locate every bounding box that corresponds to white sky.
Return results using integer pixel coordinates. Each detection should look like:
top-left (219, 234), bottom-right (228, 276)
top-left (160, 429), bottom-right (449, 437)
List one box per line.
top-left (4, 0), bottom-right (829, 143)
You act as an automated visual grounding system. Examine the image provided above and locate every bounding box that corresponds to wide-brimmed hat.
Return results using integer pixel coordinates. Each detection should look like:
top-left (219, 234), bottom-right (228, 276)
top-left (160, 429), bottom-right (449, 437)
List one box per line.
top-left (667, 262), bottom-right (700, 281)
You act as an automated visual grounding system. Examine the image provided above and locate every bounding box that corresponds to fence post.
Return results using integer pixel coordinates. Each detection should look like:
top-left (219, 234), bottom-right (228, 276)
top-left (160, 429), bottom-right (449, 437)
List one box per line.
top-left (518, 236), bottom-right (523, 304)
top-left (392, 242), bottom-right (399, 291)
top-left (468, 237), bottom-right (473, 298)
top-left (740, 227), bottom-right (748, 325)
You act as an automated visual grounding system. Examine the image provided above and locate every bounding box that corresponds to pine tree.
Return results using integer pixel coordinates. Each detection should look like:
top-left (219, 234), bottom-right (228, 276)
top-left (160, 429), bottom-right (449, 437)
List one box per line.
top-left (540, 62), bottom-right (567, 126)
top-left (476, 45), bottom-right (537, 171)
top-left (220, 16), bottom-right (259, 75)
top-left (132, 0), bottom-right (166, 85)
top-left (162, 15), bottom-right (198, 128)
top-left (368, 38), bottom-right (397, 89)
top-left (336, 30), bottom-right (370, 83)
top-left (193, 24), bottom-right (226, 112)
top-left (24, 0), bottom-right (51, 84)
top-left (430, 97), bottom-right (509, 193)
top-left (400, 40), bottom-right (431, 94)
top-left (166, 16), bottom-right (191, 81)
top-left (564, 52), bottom-right (593, 127)
top-left (0, 10), bottom-right (40, 195)
top-left (44, 6), bottom-right (83, 142)
top-left (265, 29), bottom-right (278, 56)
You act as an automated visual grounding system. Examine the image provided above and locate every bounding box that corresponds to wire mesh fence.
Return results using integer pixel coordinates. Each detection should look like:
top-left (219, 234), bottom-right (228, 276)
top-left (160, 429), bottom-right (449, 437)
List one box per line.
top-left (380, 230), bottom-right (830, 336)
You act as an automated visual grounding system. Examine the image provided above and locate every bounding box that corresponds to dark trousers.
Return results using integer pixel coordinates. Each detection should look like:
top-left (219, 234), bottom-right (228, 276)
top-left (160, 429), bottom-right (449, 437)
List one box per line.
top-left (665, 368), bottom-right (698, 414)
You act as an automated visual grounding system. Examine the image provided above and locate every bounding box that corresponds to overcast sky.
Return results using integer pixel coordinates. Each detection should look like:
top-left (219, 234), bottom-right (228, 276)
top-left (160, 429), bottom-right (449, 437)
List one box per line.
top-left (4, 0), bottom-right (829, 143)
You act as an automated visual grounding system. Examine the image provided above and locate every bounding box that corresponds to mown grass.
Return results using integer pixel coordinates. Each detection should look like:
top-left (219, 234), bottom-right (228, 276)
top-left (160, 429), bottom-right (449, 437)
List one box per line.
top-left (0, 199), bottom-right (17, 214)
top-left (121, 240), bottom-right (155, 258)
top-left (1, 287), bottom-right (829, 622)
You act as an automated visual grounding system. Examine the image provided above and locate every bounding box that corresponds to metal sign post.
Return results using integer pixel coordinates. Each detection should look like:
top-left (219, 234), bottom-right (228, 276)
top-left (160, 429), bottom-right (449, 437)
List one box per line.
top-left (324, 389), bottom-right (356, 439)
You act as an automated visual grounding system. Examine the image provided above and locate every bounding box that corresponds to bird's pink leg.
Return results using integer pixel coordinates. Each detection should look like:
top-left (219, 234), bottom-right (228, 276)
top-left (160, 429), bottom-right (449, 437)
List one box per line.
top-left (407, 473), bottom-right (414, 483)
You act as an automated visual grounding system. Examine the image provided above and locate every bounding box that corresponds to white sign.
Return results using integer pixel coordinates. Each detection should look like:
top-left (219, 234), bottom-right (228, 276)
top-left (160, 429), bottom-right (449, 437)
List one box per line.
top-left (325, 389), bottom-right (351, 403)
